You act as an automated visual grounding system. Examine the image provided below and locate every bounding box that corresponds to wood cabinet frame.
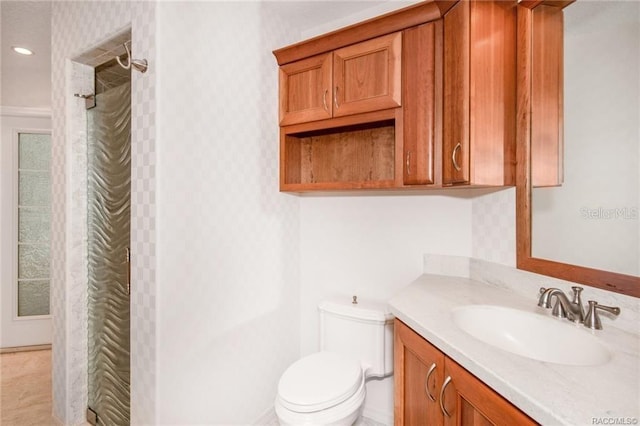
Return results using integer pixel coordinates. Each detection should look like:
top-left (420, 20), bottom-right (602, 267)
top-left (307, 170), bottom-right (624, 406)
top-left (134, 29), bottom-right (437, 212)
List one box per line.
top-left (515, 2), bottom-right (640, 297)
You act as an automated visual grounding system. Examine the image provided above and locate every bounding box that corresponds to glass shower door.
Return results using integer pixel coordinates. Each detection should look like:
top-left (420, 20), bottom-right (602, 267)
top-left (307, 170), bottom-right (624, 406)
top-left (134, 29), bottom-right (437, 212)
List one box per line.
top-left (86, 81), bottom-right (131, 425)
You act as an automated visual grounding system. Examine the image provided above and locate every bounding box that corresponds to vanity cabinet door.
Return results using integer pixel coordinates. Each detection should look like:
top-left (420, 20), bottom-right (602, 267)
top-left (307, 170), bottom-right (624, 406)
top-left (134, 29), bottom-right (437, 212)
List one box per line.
top-left (279, 52), bottom-right (333, 126)
top-left (443, 0), bottom-right (517, 186)
top-left (395, 319), bottom-right (537, 426)
top-left (441, 358), bottom-right (537, 426)
top-left (394, 319), bottom-right (444, 425)
top-left (333, 32), bottom-right (402, 118)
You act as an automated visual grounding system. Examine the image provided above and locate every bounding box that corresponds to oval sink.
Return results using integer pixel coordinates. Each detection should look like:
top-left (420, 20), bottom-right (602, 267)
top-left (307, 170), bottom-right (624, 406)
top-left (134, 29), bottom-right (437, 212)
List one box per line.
top-left (452, 305), bottom-right (611, 366)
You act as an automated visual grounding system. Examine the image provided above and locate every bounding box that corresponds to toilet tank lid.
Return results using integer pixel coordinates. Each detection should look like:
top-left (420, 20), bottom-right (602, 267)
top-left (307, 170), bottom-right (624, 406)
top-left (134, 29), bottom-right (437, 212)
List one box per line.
top-left (319, 297), bottom-right (394, 323)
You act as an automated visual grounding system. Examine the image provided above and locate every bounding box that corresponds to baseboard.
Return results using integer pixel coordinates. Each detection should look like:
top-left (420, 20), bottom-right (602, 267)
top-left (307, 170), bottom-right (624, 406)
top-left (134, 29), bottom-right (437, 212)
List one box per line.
top-left (0, 344), bottom-right (51, 354)
top-left (362, 406), bottom-right (393, 425)
top-left (254, 406), bottom-right (279, 426)
top-left (51, 413), bottom-right (65, 426)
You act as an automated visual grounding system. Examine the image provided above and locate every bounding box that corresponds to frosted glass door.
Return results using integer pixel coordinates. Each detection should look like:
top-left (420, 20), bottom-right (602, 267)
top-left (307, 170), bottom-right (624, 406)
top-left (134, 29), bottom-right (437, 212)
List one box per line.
top-left (17, 133), bottom-right (51, 317)
top-left (87, 82), bottom-right (131, 425)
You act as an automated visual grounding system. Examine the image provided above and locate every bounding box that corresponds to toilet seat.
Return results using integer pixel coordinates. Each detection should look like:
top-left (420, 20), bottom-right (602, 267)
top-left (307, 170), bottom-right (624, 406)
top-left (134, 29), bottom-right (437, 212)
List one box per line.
top-left (277, 351), bottom-right (363, 413)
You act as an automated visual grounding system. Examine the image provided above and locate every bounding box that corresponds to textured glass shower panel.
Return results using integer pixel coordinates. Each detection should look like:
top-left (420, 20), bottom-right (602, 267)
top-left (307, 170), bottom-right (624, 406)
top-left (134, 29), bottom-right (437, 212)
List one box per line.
top-left (17, 133), bottom-right (51, 317)
top-left (87, 82), bottom-right (131, 426)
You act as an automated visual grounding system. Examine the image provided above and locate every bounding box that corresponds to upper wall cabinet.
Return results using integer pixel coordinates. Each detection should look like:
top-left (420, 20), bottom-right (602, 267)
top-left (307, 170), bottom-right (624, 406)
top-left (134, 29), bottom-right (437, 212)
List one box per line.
top-left (273, 0), bottom-right (518, 192)
top-left (443, 0), bottom-right (517, 186)
top-left (278, 53), bottom-right (333, 126)
top-left (403, 21), bottom-right (443, 186)
top-left (278, 32), bottom-right (402, 126)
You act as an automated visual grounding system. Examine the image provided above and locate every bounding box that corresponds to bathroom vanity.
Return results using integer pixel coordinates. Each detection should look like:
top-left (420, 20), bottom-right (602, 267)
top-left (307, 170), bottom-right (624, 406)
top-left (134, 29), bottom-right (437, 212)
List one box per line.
top-left (389, 257), bottom-right (640, 425)
top-left (394, 319), bottom-right (535, 425)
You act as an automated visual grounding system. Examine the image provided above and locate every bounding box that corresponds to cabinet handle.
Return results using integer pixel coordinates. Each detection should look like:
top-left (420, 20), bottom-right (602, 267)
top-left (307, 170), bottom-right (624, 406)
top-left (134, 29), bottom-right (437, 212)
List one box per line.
top-left (452, 143), bottom-right (462, 172)
top-left (439, 375), bottom-right (452, 418)
top-left (322, 89), bottom-right (328, 112)
top-left (334, 86), bottom-right (340, 109)
top-left (406, 151), bottom-right (412, 176)
top-left (425, 362), bottom-right (437, 402)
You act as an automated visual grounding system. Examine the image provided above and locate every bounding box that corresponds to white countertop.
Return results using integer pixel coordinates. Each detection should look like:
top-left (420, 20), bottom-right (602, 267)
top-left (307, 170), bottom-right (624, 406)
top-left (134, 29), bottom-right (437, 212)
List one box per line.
top-left (389, 273), bottom-right (640, 426)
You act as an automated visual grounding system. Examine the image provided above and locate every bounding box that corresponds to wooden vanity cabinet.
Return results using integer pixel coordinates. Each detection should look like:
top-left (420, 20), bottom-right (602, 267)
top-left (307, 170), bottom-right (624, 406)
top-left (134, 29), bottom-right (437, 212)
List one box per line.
top-left (278, 32), bottom-right (402, 126)
top-left (442, 0), bottom-right (517, 186)
top-left (395, 319), bottom-right (537, 426)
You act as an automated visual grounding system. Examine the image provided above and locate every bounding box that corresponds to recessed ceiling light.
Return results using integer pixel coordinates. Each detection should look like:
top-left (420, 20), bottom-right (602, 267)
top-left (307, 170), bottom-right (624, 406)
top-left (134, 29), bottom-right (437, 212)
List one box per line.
top-left (12, 46), bottom-right (34, 56)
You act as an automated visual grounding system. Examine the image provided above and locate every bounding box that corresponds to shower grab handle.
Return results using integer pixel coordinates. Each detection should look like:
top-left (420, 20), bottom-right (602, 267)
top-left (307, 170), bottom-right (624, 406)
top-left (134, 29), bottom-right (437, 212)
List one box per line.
top-left (125, 247), bottom-right (131, 296)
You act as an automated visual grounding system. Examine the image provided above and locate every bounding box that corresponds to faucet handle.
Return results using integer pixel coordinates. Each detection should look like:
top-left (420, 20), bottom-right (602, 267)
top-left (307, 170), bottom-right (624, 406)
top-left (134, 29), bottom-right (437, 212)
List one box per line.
top-left (571, 286), bottom-right (583, 303)
top-left (584, 300), bottom-right (621, 330)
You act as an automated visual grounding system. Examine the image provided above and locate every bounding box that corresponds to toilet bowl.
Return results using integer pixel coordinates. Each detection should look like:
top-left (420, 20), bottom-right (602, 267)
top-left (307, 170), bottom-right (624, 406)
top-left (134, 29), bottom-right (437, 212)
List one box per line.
top-left (275, 298), bottom-right (394, 425)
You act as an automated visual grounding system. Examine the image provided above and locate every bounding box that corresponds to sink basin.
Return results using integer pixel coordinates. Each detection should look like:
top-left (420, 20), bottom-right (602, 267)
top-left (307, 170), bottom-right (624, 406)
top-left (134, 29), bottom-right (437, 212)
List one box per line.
top-left (452, 305), bottom-right (611, 366)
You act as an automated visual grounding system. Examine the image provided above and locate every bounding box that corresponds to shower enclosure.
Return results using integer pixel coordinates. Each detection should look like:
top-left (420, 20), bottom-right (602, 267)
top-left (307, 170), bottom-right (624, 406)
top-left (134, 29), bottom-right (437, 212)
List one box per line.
top-left (86, 62), bottom-right (131, 425)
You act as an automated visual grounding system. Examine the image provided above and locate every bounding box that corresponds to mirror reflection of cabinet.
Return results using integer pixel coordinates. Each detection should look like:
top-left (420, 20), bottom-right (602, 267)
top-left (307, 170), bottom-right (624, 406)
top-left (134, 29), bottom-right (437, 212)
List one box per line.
top-left (516, 1), bottom-right (640, 297)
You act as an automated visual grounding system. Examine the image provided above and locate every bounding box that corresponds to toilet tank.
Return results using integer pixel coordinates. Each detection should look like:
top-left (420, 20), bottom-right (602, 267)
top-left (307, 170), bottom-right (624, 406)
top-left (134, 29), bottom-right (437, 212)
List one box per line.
top-left (319, 297), bottom-right (394, 378)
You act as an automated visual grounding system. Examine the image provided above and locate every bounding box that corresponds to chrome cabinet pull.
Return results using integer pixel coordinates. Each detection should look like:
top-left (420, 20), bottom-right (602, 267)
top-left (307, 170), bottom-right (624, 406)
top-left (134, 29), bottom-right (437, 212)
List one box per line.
top-left (425, 362), bottom-right (437, 402)
top-left (452, 143), bottom-right (462, 172)
top-left (406, 151), bottom-right (412, 176)
top-left (439, 375), bottom-right (452, 417)
top-left (334, 86), bottom-right (340, 109)
top-left (322, 89), bottom-right (328, 112)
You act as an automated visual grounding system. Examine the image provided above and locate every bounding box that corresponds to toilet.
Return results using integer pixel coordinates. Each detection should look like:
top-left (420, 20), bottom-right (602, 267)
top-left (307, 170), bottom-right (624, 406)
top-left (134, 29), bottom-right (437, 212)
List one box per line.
top-left (275, 297), bottom-right (394, 426)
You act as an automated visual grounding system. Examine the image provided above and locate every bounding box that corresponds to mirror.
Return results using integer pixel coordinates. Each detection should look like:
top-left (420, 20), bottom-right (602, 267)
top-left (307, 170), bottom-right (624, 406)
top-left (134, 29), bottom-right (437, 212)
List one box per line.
top-left (516, 1), bottom-right (640, 297)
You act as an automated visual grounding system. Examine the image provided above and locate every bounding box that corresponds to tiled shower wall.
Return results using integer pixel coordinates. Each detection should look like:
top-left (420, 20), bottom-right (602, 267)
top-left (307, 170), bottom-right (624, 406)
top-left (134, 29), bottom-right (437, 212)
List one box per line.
top-left (51, 2), bottom-right (156, 424)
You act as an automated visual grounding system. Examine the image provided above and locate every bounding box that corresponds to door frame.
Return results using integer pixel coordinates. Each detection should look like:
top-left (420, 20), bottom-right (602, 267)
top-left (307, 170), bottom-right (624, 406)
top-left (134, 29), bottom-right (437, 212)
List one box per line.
top-left (0, 109), bottom-right (52, 349)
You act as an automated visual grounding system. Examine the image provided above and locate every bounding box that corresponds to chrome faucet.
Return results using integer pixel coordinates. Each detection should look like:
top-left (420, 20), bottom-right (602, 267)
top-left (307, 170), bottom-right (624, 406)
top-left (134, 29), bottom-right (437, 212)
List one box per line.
top-left (538, 286), bottom-right (585, 323)
top-left (538, 287), bottom-right (621, 330)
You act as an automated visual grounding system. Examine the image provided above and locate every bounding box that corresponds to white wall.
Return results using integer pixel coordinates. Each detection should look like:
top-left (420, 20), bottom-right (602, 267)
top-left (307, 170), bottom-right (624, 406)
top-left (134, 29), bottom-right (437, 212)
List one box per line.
top-left (299, 194), bottom-right (473, 421)
top-left (154, 2), bottom-right (301, 423)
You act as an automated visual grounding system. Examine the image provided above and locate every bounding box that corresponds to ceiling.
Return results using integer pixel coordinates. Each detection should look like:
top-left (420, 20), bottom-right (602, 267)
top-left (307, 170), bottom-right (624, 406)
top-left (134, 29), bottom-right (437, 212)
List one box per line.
top-left (1, 1), bottom-right (52, 109)
top-left (0, 0), bottom-right (417, 111)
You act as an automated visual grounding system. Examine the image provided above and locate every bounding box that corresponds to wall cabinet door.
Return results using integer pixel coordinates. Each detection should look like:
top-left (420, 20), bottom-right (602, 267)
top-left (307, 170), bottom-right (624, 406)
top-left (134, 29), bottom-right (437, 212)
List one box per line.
top-left (443, 0), bottom-right (517, 186)
top-left (279, 32), bottom-right (402, 127)
top-left (395, 319), bottom-right (537, 426)
top-left (402, 21), bottom-right (442, 186)
top-left (279, 53), bottom-right (332, 126)
top-left (333, 32), bottom-right (402, 118)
